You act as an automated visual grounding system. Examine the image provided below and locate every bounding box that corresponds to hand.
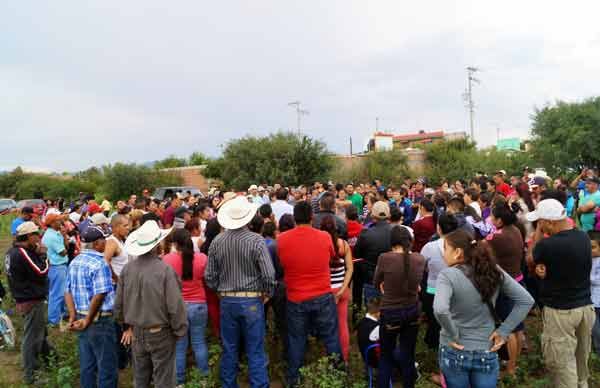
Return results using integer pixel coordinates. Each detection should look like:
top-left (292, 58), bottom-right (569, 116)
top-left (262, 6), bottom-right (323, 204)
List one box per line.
top-left (448, 341), bottom-right (465, 350)
top-left (379, 282), bottom-right (385, 295)
top-left (535, 264), bottom-right (547, 279)
top-left (68, 318), bottom-right (89, 332)
top-left (334, 287), bottom-right (346, 304)
top-left (261, 294), bottom-right (270, 305)
top-left (489, 331), bottom-right (506, 352)
top-left (121, 328), bottom-right (134, 346)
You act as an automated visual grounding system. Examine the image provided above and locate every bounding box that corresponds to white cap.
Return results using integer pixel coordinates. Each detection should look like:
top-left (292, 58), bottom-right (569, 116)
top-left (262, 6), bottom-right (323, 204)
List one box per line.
top-left (248, 184), bottom-right (258, 191)
top-left (526, 199), bottom-right (567, 222)
top-left (91, 213), bottom-right (110, 225)
top-left (16, 221), bottom-right (40, 236)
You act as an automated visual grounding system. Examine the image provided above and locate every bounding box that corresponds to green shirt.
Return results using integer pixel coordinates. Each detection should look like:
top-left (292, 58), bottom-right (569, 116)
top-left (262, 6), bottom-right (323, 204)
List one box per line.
top-left (580, 190), bottom-right (600, 231)
top-left (348, 192), bottom-right (363, 212)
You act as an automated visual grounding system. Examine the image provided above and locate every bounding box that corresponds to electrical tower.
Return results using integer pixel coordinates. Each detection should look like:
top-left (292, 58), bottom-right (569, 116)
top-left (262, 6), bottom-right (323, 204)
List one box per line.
top-left (288, 101), bottom-right (309, 134)
top-left (463, 67), bottom-right (480, 140)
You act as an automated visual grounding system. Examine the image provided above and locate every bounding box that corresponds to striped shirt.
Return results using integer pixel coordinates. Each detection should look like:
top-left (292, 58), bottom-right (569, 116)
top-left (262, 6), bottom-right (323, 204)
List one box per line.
top-left (330, 257), bottom-right (346, 289)
top-left (205, 227), bottom-right (276, 296)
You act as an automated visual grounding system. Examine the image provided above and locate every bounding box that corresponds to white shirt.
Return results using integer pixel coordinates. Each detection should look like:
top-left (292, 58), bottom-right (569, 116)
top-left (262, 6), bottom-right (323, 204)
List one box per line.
top-left (468, 202), bottom-right (482, 217)
top-left (271, 200), bottom-right (293, 223)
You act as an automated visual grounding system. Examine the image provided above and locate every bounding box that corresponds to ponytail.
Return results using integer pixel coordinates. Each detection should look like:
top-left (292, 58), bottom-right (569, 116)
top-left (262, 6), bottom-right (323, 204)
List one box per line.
top-left (445, 229), bottom-right (503, 302)
top-left (172, 229), bottom-right (195, 281)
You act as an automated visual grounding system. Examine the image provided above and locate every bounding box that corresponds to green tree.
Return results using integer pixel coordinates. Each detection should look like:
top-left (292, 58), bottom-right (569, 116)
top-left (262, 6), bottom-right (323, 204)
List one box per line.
top-left (153, 155), bottom-right (188, 169)
top-left (204, 132), bottom-right (332, 189)
top-left (530, 97), bottom-right (600, 175)
top-left (102, 163), bottom-right (182, 200)
top-left (188, 152), bottom-right (209, 166)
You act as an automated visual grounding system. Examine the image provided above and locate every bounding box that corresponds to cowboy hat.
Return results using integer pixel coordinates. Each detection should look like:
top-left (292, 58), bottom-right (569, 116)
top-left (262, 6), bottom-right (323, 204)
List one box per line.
top-left (217, 196), bottom-right (259, 230)
top-left (125, 220), bottom-right (172, 256)
top-left (216, 192), bottom-right (238, 210)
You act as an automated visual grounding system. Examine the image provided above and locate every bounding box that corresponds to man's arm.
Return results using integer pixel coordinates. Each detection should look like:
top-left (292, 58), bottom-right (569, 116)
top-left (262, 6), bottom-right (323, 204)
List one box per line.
top-left (255, 240), bottom-right (276, 299)
top-left (103, 239), bottom-right (119, 283)
top-left (64, 292), bottom-right (77, 324)
top-left (570, 170), bottom-right (585, 189)
top-left (165, 268), bottom-right (188, 337)
top-left (204, 241), bottom-right (220, 291)
top-left (578, 197), bottom-right (597, 214)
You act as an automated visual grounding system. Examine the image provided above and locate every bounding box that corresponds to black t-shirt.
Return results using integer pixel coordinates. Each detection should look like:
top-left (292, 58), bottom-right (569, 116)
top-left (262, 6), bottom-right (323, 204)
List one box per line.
top-left (533, 229), bottom-right (592, 309)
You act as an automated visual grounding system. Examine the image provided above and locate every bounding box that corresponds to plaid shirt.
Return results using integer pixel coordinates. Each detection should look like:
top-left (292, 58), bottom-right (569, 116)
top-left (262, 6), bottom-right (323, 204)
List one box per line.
top-left (66, 249), bottom-right (114, 313)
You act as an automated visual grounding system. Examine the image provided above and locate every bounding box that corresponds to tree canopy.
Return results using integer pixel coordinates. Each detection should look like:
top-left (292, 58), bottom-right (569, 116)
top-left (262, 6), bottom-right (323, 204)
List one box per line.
top-left (530, 97), bottom-right (600, 175)
top-left (204, 132), bottom-right (333, 189)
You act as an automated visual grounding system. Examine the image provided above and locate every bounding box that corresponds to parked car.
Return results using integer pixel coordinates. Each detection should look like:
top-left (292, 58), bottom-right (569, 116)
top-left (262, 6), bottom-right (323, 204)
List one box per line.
top-left (152, 187), bottom-right (204, 201)
top-left (0, 199), bottom-right (16, 215)
top-left (16, 199), bottom-right (47, 215)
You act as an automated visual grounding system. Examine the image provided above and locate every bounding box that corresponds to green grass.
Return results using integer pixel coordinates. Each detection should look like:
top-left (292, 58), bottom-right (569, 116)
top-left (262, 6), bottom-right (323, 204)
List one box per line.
top-left (0, 231), bottom-right (599, 387)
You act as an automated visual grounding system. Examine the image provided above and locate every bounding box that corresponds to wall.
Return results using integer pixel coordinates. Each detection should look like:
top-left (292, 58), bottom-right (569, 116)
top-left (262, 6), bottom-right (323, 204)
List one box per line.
top-left (159, 166), bottom-right (211, 192)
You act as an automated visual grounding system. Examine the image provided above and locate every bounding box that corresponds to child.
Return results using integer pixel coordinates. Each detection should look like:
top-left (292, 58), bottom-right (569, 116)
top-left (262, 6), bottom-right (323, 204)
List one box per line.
top-left (590, 231), bottom-right (600, 354)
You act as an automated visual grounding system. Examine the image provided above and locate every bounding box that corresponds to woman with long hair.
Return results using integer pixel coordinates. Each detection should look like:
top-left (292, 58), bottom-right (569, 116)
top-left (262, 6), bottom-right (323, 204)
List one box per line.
top-left (373, 226), bottom-right (425, 388)
top-left (487, 201), bottom-right (527, 376)
top-left (320, 215), bottom-right (354, 362)
top-left (511, 182), bottom-right (535, 236)
top-left (200, 218), bottom-right (222, 338)
top-left (434, 230), bottom-right (533, 388)
top-left (163, 229), bottom-right (209, 385)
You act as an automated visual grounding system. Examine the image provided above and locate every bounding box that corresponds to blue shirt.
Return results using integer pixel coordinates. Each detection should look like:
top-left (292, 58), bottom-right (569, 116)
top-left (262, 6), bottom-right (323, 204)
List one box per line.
top-left (10, 217), bottom-right (25, 236)
top-left (591, 257), bottom-right (600, 308)
top-left (41, 228), bottom-right (67, 265)
top-left (66, 249), bottom-right (114, 313)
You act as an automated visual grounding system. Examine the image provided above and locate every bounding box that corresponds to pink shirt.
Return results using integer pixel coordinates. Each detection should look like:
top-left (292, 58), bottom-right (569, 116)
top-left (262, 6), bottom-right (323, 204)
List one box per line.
top-left (163, 252), bottom-right (208, 303)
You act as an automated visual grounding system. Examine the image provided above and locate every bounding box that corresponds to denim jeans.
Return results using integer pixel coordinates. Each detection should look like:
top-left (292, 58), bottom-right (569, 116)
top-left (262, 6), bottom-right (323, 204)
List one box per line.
top-left (286, 293), bottom-right (342, 387)
top-left (176, 302), bottom-right (209, 384)
top-left (48, 264), bottom-right (67, 324)
top-left (220, 297), bottom-right (269, 388)
top-left (378, 305), bottom-right (419, 388)
top-left (439, 346), bottom-right (499, 388)
top-left (593, 308), bottom-right (600, 355)
top-left (78, 316), bottom-right (118, 388)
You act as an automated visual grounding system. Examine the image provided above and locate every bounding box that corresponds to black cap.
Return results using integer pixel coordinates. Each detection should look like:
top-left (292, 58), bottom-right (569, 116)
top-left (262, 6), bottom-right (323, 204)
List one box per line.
top-left (81, 226), bottom-right (107, 243)
top-left (174, 206), bottom-right (190, 218)
top-left (22, 206), bottom-right (34, 214)
top-left (586, 176), bottom-right (600, 185)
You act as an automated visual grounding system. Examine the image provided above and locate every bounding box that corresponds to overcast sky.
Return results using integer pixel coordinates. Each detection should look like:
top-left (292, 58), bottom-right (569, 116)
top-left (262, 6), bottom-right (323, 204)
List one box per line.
top-left (2, 1), bottom-right (599, 172)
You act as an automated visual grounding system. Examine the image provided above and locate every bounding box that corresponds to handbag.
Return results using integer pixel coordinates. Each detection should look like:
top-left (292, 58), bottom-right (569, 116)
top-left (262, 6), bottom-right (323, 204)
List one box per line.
top-left (458, 265), bottom-right (510, 360)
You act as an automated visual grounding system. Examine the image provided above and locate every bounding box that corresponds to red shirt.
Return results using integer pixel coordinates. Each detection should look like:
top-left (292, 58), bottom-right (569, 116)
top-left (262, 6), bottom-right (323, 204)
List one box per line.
top-left (163, 252), bottom-right (208, 303)
top-left (277, 225), bottom-right (335, 303)
top-left (497, 182), bottom-right (511, 197)
top-left (162, 206), bottom-right (175, 227)
top-left (412, 215), bottom-right (436, 253)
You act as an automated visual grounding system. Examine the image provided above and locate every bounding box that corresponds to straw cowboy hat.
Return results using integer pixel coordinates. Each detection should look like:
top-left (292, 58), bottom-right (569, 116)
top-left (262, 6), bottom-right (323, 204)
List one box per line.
top-left (125, 220), bottom-right (172, 256)
top-left (217, 196), bottom-right (259, 230)
top-left (216, 191), bottom-right (238, 210)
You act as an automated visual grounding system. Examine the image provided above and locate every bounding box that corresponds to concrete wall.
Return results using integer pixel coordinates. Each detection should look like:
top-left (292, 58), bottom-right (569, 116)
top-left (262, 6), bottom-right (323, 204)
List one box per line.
top-left (334, 148), bottom-right (426, 176)
top-left (159, 166), bottom-right (211, 192)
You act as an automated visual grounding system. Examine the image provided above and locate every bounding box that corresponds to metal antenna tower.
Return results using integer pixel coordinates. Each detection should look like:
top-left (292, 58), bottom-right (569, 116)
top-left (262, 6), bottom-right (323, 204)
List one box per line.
top-left (288, 101), bottom-right (309, 134)
top-left (463, 67), bottom-right (480, 140)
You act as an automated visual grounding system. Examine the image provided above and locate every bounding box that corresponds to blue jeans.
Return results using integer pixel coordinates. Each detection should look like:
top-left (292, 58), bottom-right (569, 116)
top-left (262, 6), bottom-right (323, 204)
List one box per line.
top-left (593, 308), bottom-right (600, 354)
top-left (78, 316), bottom-right (118, 388)
top-left (48, 264), bottom-right (67, 324)
top-left (176, 302), bottom-right (209, 384)
top-left (286, 293), bottom-right (342, 387)
top-left (439, 346), bottom-right (499, 388)
top-left (220, 297), bottom-right (269, 388)
top-left (378, 305), bottom-right (419, 388)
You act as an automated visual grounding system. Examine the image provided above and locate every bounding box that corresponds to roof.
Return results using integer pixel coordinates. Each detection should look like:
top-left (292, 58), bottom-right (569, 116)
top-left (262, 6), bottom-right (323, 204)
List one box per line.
top-left (373, 131), bottom-right (395, 137)
top-left (393, 130), bottom-right (445, 142)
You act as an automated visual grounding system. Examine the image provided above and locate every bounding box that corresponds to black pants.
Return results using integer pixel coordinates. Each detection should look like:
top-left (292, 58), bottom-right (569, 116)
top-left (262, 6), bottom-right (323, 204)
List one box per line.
top-left (22, 302), bottom-right (51, 383)
top-left (265, 282), bottom-right (288, 354)
top-left (421, 292), bottom-right (441, 349)
top-left (352, 263), bottom-right (366, 326)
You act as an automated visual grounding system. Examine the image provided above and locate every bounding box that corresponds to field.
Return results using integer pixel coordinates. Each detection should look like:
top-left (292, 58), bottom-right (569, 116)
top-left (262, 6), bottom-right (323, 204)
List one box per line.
top-left (0, 214), bottom-right (600, 387)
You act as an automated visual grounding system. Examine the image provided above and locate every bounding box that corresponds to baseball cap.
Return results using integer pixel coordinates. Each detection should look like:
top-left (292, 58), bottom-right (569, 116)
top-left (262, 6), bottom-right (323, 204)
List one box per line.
top-left (90, 213), bottom-right (110, 225)
top-left (496, 170), bottom-right (507, 176)
top-left (526, 199), bottom-right (567, 222)
top-left (81, 226), bottom-right (108, 243)
top-left (372, 201), bottom-right (391, 220)
top-left (87, 203), bottom-right (103, 215)
top-left (22, 206), bottom-right (34, 214)
top-left (528, 176), bottom-right (547, 189)
top-left (44, 213), bottom-right (65, 227)
top-left (586, 176), bottom-right (600, 185)
top-left (16, 221), bottom-right (39, 236)
top-left (248, 184), bottom-right (258, 191)
top-left (174, 206), bottom-right (190, 218)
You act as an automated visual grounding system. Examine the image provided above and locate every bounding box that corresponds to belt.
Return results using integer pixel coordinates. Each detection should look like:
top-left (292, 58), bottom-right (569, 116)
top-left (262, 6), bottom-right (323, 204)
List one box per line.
top-left (219, 291), bottom-right (262, 298)
top-left (76, 311), bottom-right (113, 322)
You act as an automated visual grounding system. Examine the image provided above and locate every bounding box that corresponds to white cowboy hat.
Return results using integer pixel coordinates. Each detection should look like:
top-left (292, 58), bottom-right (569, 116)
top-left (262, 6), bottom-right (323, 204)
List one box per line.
top-left (125, 220), bottom-right (172, 256)
top-left (217, 196), bottom-right (259, 230)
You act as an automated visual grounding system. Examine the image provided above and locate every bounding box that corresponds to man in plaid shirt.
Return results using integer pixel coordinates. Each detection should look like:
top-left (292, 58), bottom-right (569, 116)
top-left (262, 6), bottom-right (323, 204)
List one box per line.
top-left (64, 226), bottom-right (117, 388)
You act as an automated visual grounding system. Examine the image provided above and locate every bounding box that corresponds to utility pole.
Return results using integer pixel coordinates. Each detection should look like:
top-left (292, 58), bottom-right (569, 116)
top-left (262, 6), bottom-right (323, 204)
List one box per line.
top-left (463, 67), bottom-right (480, 141)
top-left (376, 117), bottom-right (379, 131)
top-left (349, 136), bottom-right (353, 155)
top-left (288, 101), bottom-right (309, 135)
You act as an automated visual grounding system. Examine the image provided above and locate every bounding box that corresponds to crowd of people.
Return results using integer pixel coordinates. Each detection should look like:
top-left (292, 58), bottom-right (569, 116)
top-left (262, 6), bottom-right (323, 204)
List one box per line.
top-left (3, 166), bottom-right (600, 387)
